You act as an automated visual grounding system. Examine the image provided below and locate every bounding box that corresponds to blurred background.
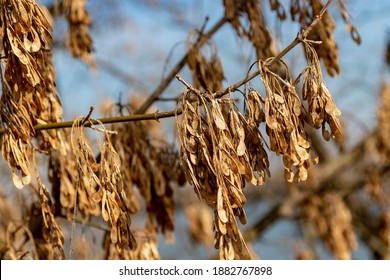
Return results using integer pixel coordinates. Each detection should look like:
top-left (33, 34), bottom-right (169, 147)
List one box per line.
top-left (2, 0), bottom-right (390, 259)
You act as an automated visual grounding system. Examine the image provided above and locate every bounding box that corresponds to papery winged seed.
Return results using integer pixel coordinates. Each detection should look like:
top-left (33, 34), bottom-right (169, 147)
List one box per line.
top-left (218, 217), bottom-right (227, 235)
top-left (274, 93), bottom-right (284, 104)
top-left (186, 122), bottom-right (198, 136)
top-left (23, 29), bottom-right (41, 52)
top-left (293, 98), bottom-right (301, 116)
top-left (233, 155), bottom-right (246, 174)
top-left (296, 145), bottom-right (309, 161)
top-left (217, 187), bottom-right (228, 223)
top-left (226, 239), bottom-right (235, 260)
top-left (212, 101), bottom-right (226, 130)
top-left (110, 226), bottom-right (118, 244)
top-left (322, 126), bottom-right (331, 141)
top-left (219, 236), bottom-right (225, 259)
top-left (102, 193), bottom-right (109, 221)
top-left (237, 139), bottom-right (246, 156)
top-left (238, 208), bottom-right (247, 225)
top-left (221, 161), bottom-right (230, 176)
top-left (6, 28), bottom-right (29, 65)
top-left (12, 172), bottom-right (24, 189)
top-left (297, 133), bottom-right (310, 149)
top-left (265, 115), bottom-right (278, 129)
top-left (189, 153), bottom-right (197, 165)
top-left (284, 168), bottom-right (294, 183)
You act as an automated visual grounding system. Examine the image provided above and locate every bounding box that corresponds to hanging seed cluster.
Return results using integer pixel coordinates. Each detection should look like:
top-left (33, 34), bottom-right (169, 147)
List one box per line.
top-left (107, 102), bottom-right (186, 244)
top-left (299, 42), bottom-right (343, 144)
top-left (176, 26), bottom-right (348, 257)
top-left (224, 0), bottom-right (276, 61)
top-left (187, 41), bottom-right (224, 92)
top-left (259, 59), bottom-right (317, 183)
top-left (35, 169), bottom-right (65, 259)
top-left (0, 0), bottom-right (62, 188)
top-left (49, 131), bottom-right (100, 219)
top-left (176, 89), bottom-right (271, 259)
top-left (68, 119), bottom-right (137, 254)
top-left (290, 0), bottom-right (360, 76)
top-left (104, 229), bottom-right (160, 260)
top-left (300, 192), bottom-right (357, 260)
top-left (63, 0), bottom-right (95, 66)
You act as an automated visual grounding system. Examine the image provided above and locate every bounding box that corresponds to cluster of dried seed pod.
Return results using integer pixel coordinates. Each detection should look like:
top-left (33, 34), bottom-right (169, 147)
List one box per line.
top-left (290, 0), bottom-right (360, 76)
top-left (300, 192), bottom-right (357, 259)
top-left (108, 106), bottom-right (185, 243)
top-left (259, 59), bottom-right (317, 182)
top-left (49, 131), bottom-right (100, 219)
top-left (35, 171), bottom-right (65, 259)
top-left (299, 42), bottom-right (343, 143)
top-left (63, 0), bottom-right (95, 66)
top-left (69, 118), bottom-right (136, 254)
top-left (187, 39), bottom-right (224, 92)
top-left (0, 0), bottom-right (63, 188)
top-left (176, 88), bottom-right (271, 259)
top-left (224, 0), bottom-right (276, 61)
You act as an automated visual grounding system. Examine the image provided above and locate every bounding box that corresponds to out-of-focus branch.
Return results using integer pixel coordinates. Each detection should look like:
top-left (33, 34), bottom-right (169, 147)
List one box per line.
top-left (244, 130), bottom-right (378, 242)
top-left (135, 17), bottom-right (230, 114)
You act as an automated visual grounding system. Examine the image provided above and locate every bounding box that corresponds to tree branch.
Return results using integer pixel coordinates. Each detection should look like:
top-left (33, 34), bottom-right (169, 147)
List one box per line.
top-left (0, 0), bottom-right (333, 134)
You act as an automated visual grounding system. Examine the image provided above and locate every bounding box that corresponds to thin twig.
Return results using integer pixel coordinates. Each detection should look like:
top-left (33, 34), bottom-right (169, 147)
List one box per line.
top-left (0, 0), bottom-right (333, 134)
top-left (135, 0), bottom-right (250, 114)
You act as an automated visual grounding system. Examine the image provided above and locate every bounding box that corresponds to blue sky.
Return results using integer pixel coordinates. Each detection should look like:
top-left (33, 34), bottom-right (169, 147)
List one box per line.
top-left (43, 0), bottom-right (390, 259)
